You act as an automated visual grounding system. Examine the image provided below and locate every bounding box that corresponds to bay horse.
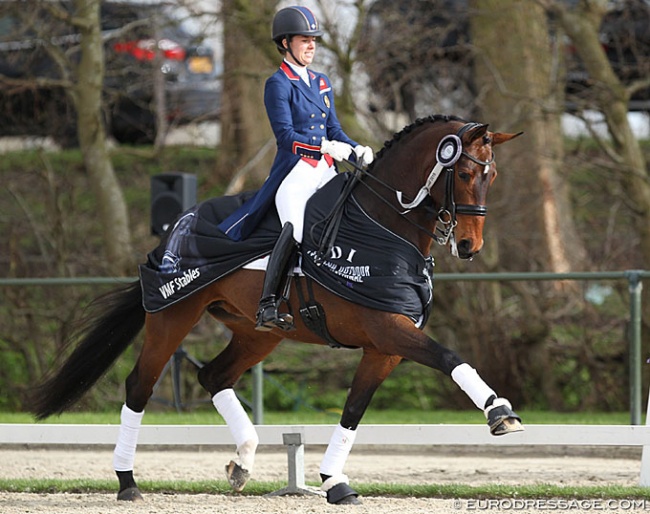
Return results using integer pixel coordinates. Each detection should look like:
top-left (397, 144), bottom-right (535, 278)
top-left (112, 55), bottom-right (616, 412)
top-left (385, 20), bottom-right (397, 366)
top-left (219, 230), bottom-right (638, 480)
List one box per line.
top-left (31, 114), bottom-right (523, 505)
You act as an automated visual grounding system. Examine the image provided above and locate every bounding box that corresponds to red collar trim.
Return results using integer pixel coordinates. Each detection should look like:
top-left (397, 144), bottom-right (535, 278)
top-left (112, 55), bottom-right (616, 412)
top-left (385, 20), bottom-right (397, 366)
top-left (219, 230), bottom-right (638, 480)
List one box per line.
top-left (280, 62), bottom-right (316, 83)
top-left (280, 62), bottom-right (300, 81)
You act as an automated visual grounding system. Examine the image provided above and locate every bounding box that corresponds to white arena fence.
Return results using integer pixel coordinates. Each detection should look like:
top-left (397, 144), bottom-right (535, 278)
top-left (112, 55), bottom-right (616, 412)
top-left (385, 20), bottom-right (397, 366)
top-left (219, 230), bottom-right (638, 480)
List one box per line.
top-left (2, 423), bottom-right (650, 488)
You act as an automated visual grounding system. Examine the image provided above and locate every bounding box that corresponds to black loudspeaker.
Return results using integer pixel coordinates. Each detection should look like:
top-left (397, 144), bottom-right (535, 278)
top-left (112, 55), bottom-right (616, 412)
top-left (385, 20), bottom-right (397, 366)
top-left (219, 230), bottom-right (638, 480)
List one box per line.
top-left (150, 172), bottom-right (197, 236)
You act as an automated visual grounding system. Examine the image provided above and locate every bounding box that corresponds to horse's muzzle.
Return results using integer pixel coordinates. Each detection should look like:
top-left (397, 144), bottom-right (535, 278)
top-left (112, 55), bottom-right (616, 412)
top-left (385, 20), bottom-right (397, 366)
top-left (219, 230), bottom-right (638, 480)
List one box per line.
top-left (456, 239), bottom-right (481, 260)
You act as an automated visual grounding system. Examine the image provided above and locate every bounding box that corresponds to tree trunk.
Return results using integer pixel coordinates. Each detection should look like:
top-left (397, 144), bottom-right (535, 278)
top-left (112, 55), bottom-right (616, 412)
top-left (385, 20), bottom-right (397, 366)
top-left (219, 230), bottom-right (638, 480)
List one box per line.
top-left (463, 0), bottom-right (589, 405)
top-left (73, 0), bottom-right (134, 275)
top-left (470, 0), bottom-right (588, 273)
top-left (546, 0), bottom-right (650, 368)
top-left (215, 0), bottom-right (279, 190)
top-left (548, 0), bottom-right (650, 271)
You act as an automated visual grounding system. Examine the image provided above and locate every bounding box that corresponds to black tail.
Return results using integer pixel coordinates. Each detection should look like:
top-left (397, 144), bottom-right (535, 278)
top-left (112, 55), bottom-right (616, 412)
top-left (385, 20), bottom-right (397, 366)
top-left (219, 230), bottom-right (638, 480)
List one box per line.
top-left (31, 281), bottom-right (145, 420)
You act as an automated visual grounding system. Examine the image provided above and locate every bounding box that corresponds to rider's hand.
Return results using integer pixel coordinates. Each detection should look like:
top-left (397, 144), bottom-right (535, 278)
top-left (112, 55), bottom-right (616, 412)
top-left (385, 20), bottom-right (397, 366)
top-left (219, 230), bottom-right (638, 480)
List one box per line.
top-left (353, 145), bottom-right (374, 166)
top-left (321, 140), bottom-right (353, 162)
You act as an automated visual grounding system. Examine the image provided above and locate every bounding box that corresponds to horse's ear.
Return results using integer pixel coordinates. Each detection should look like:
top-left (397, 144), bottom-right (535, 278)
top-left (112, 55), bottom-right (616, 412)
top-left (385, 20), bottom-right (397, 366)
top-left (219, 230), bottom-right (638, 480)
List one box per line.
top-left (466, 123), bottom-right (489, 142)
top-left (491, 131), bottom-right (524, 146)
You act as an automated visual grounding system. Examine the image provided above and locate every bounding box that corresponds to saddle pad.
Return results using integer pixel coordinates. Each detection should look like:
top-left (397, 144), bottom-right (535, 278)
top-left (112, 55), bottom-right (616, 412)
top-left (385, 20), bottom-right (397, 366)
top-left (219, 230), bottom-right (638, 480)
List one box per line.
top-left (242, 255), bottom-right (304, 275)
top-left (139, 174), bottom-right (433, 326)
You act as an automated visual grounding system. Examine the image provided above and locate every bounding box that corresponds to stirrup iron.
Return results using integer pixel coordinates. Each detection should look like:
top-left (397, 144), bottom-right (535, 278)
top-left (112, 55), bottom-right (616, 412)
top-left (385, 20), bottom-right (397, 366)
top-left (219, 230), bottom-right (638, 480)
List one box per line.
top-left (255, 295), bottom-right (294, 332)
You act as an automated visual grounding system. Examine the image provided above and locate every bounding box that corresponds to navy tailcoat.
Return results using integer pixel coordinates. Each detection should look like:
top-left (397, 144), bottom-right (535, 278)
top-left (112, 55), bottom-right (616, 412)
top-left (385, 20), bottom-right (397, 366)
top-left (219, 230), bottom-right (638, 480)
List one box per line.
top-left (217, 62), bottom-right (358, 241)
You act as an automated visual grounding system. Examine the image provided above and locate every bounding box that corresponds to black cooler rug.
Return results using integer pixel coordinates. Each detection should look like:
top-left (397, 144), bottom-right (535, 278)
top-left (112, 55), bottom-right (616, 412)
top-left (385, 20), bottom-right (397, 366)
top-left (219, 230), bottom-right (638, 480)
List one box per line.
top-left (300, 174), bottom-right (433, 327)
top-left (139, 192), bottom-right (279, 312)
top-left (140, 174), bottom-right (433, 327)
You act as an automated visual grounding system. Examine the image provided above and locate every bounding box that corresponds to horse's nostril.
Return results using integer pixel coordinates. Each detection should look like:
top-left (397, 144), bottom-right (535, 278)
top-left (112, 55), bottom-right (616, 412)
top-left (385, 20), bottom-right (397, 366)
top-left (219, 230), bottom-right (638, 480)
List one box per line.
top-left (458, 239), bottom-right (472, 253)
top-left (457, 239), bottom-right (480, 259)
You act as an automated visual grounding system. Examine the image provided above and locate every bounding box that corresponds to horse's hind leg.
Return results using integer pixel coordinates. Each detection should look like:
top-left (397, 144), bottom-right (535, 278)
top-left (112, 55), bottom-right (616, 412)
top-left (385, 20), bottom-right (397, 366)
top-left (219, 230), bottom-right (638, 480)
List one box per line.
top-left (114, 299), bottom-right (204, 502)
top-left (197, 323), bottom-right (282, 492)
top-left (320, 348), bottom-right (402, 505)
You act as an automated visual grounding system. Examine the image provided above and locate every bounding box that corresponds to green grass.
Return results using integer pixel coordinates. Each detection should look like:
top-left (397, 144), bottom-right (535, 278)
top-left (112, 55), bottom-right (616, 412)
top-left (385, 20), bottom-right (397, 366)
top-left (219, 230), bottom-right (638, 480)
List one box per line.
top-left (0, 409), bottom-right (644, 499)
top-left (0, 409), bottom-right (634, 425)
top-left (1, 478), bottom-right (649, 499)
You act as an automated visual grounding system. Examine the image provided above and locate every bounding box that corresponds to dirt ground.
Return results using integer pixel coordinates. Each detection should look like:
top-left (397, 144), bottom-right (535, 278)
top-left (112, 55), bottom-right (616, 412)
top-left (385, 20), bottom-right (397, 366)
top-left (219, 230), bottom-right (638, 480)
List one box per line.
top-left (0, 445), bottom-right (645, 513)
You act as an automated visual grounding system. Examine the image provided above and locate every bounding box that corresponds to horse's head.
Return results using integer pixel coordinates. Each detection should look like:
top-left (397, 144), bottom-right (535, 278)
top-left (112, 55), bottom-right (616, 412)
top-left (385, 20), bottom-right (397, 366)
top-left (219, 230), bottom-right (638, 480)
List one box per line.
top-left (423, 122), bottom-right (520, 259)
top-left (359, 116), bottom-right (520, 260)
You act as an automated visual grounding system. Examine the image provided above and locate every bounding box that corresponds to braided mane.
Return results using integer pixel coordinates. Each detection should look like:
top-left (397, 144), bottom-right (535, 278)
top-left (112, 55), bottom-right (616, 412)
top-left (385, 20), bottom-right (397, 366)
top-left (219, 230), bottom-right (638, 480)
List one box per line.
top-left (373, 114), bottom-right (467, 164)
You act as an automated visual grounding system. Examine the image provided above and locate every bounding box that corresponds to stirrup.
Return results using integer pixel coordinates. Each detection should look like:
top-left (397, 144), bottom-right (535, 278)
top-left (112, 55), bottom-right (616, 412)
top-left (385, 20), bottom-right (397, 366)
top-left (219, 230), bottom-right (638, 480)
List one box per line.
top-left (255, 298), bottom-right (294, 332)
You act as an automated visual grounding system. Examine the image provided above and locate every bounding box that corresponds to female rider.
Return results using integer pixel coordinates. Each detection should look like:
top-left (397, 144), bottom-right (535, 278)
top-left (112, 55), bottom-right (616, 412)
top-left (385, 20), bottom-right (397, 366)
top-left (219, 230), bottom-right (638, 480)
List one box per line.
top-left (218, 5), bottom-right (374, 331)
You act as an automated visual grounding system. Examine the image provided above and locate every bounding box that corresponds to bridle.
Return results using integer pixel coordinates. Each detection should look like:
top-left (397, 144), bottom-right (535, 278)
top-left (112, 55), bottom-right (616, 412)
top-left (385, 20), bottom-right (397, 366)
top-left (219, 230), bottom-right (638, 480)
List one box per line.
top-left (364, 122), bottom-right (494, 257)
top-left (315, 122), bottom-right (495, 261)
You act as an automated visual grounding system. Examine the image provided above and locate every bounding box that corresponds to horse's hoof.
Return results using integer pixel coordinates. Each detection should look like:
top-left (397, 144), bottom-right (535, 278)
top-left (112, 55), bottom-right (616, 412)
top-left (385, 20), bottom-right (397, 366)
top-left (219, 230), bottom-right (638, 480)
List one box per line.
top-left (335, 494), bottom-right (363, 505)
top-left (116, 487), bottom-right (144, 502)
top-left (486, 398), bottom-right (524, 436)
top-left (325, 482), bottom-right (361, 505)
top-left (225, 460), bottom-right (250, 492)
top-left (492, 417), bottom-right (524, 435)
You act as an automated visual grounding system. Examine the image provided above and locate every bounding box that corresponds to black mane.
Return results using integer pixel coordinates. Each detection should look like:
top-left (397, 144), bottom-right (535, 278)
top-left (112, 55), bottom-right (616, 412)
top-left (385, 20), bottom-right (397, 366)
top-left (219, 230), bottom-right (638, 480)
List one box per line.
top-left (373, 114), bottom-right (467, 165)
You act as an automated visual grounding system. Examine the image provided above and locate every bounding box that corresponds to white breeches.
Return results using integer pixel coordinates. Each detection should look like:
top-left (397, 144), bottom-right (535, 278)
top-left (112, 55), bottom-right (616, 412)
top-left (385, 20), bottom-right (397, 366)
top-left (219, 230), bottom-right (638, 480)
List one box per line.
top-left (276, 158), bottom-right (337, 243)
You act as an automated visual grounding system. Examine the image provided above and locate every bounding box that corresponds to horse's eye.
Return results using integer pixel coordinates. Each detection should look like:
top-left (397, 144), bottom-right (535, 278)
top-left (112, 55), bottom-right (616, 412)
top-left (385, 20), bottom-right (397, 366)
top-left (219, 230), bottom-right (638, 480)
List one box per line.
top-left (458, 171), bottom-right (471, 182)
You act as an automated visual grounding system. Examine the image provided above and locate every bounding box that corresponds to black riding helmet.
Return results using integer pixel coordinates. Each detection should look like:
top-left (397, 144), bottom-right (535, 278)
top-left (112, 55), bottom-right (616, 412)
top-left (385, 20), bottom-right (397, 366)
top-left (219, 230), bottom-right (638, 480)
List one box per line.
top-left (272, 6), bottom-right (323, 66)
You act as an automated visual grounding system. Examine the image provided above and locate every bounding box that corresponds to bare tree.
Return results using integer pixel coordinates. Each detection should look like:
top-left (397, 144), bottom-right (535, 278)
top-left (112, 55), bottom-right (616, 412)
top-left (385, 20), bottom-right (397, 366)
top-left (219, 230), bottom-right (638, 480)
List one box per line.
top-left (215, 0), bottom-right (278, 190)
top-left (73, 0), bottom-right (134, 275)
top-left (470, 0), bottom-right (588, 273)
top-left (412, 0), bottom-right (592, 407)
top-left (0, 0), bottom-right (134, 275)
top-left (357, 0), bottom-right (476, 132)
top-left (538, 0), bottom-right (650, 350)
top-left (315, 0), bottom-right (374, 144)
top-left (540, 0), bottom-right (650, 272)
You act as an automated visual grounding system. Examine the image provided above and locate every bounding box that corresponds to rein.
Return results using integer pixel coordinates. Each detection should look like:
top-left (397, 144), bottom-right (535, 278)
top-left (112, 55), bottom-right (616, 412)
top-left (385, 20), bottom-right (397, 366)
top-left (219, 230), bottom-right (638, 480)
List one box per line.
top-left (350, 168), bottom-right (440, 241)
top-left (350, 122), bottom-right (494, 256)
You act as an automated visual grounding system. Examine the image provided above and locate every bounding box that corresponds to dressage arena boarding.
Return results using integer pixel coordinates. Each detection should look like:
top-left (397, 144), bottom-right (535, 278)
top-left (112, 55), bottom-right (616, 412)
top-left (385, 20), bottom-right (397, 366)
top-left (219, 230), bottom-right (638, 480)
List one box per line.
top-left (2, 422), bottom-right (650, 513)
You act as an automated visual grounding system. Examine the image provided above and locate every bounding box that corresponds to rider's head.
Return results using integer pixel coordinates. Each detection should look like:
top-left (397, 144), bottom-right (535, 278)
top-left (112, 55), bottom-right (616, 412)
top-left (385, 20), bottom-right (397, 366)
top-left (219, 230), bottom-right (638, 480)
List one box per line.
top-left (272, 6), bottom-right (323, 67)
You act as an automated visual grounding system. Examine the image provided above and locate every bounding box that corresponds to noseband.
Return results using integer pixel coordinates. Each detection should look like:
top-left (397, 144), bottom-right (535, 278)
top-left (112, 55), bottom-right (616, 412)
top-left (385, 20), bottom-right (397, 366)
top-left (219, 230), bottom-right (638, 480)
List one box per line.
top-left (395, 122), bottom-right (494, 254)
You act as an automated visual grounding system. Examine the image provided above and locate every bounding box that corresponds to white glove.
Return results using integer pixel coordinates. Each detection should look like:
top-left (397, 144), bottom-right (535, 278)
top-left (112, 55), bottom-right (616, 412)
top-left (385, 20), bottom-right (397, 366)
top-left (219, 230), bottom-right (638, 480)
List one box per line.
top-left (320, 139), bottom-right (353, 162)
top-left (354, 144), bottom-right (374, 166)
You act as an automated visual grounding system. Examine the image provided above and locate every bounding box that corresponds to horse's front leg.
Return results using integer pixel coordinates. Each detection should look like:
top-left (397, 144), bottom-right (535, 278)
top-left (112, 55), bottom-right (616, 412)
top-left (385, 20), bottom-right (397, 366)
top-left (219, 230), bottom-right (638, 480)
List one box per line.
top-left (320, 348), bottom-right (402, 505)
top-left (371, 313), bottom-right (523, 435)
top-left (451, 362), bottom-right (523, 435)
